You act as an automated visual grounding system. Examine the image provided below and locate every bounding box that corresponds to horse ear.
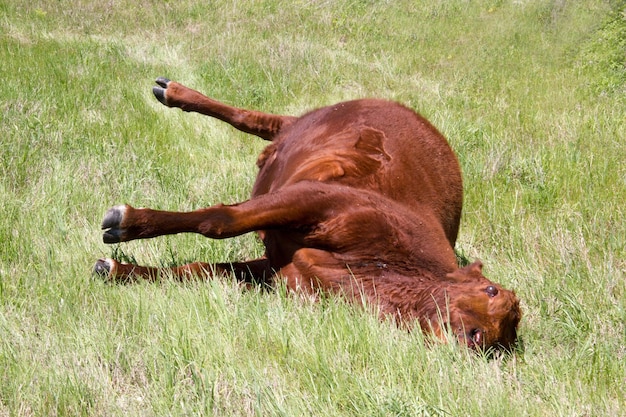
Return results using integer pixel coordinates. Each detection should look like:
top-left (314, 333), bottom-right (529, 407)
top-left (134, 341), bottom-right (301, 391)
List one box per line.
top-left (446, 260), bottom-right (484, 282)
top-left (467, 260), bottom-right (483, 274)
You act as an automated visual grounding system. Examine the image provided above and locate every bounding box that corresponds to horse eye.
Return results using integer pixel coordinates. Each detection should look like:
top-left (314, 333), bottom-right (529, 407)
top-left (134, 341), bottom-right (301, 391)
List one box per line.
top-left (485, 285), bottom-right (498, 297)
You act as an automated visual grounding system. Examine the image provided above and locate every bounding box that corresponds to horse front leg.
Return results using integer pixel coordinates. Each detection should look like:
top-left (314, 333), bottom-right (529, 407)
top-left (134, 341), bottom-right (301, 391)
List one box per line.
top-left (93, 257), bottom-right (273, 285)
top-left (95, 182), bottom-right (355, 283)
top-left (100, 182), bottom-right (353, 244)
top-left (99, 203), bottom-right (239, 243)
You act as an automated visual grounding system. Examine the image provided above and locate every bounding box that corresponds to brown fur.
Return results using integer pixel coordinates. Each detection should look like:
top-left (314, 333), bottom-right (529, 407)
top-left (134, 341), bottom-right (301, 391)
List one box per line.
top-left (94, 77), bottom-right (521, 351)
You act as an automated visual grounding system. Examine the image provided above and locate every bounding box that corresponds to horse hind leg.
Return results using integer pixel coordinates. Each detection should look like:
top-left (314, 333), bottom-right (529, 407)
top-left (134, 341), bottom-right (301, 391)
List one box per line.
top-left (152, 77), bottom-right (296, 141)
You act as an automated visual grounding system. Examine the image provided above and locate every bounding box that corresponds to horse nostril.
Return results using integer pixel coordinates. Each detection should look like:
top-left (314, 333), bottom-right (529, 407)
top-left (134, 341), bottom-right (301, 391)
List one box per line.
top-left (485, 285), bottom-right (498, 297)
top-left (471, 329), bottom-right (483, 346)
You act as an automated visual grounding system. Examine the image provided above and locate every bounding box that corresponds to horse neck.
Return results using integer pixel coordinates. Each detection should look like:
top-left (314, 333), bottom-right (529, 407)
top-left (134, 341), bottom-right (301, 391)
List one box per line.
top-left (350, 268), bottom-right (452, 321)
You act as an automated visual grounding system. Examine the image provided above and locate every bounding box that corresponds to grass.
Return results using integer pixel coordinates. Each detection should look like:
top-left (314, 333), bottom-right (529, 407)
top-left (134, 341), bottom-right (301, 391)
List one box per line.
top-left (1, 0), bottom-right (625, 415)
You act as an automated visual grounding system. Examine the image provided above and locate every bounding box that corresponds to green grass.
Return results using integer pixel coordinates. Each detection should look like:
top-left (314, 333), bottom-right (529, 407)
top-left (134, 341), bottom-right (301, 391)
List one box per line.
top-left (1, 0), bottom-right (625, 415)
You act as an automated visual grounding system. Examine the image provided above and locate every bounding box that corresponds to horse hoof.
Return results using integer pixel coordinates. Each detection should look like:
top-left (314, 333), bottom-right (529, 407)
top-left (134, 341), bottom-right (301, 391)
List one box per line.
top-left (102, 205), bottom-right (125, 229)
top-left (101, 205), bottom-right (127, 243)
top-left (153, 77), bottom-right (171, 105)
top-left (155, 76), bottom-right (170, 88)
top-left (93, 258), bottom-right (113, 277)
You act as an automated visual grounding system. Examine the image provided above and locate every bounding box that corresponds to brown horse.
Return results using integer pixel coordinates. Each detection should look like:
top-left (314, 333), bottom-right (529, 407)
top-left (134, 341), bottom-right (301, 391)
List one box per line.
top-left (94, 77), bottom-right (521, 351)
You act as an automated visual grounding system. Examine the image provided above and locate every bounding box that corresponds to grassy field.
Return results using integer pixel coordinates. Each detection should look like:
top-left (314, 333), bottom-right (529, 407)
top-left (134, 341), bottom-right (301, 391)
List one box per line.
top-left (1, 0), bottom-right (625, 415)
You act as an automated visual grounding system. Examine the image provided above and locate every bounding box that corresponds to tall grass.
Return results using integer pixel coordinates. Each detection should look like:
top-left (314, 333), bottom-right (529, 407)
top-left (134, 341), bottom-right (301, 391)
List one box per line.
top-left (1, 0), bottom-right (625, 415)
